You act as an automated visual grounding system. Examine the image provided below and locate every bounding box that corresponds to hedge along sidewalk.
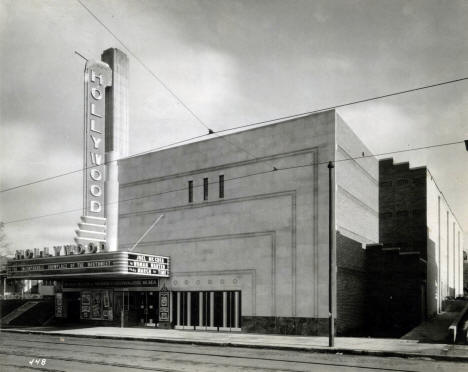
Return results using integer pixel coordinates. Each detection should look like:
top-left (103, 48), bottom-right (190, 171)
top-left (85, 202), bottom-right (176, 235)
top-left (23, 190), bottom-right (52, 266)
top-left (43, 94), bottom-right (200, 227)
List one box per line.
top-left (1, 327), bottom-right (468, 363)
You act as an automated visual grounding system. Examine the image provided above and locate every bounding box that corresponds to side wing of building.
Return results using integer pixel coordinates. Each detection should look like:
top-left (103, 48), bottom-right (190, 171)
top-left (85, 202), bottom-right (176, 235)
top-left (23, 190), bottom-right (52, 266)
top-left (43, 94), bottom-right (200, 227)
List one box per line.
top-left (427, 171), bottom-right (464, 313)
top-left (334, 114), bottom-right (378, 335)
top-left (335, 114), bottom-right (379, 245)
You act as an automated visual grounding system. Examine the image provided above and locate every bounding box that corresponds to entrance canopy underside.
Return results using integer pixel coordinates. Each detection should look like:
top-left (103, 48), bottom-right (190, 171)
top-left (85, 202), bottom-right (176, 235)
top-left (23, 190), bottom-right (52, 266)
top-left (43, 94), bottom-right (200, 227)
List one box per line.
top-left (6, 251), bottom-right (170, 280)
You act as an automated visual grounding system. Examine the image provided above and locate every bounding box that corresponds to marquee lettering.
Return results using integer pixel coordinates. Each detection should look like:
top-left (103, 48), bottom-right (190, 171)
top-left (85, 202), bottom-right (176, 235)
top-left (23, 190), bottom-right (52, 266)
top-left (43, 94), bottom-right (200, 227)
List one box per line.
top-left (12, 243), bottom-right (108, 260)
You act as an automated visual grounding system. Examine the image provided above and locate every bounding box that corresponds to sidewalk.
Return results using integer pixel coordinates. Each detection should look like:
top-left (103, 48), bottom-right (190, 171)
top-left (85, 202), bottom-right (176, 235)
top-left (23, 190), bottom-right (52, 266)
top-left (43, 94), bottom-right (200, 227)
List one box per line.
top-left (1, 326), bottom-right (468, 362)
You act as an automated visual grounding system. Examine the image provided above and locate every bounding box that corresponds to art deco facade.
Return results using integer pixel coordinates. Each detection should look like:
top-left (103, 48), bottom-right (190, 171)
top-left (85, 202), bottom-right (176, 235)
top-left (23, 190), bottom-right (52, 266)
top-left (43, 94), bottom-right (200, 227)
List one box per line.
top-left (117, 110), bottom-right (379, 334)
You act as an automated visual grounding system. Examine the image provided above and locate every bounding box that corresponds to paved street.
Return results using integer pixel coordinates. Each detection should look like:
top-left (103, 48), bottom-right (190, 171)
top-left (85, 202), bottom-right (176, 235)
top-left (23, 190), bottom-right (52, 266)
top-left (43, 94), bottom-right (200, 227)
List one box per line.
top-left (0, 332), bottom-right (466, 372)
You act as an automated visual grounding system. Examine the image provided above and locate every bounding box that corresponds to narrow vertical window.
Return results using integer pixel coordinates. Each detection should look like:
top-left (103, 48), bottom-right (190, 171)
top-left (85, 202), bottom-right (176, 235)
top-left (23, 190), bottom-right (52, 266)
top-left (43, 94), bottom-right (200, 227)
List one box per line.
top-left (219, 175), bottom-right (224, 198)
top-left (188, 180), bottom-right (193, 203)
top-left (203, 177), bottom-right (208, 201)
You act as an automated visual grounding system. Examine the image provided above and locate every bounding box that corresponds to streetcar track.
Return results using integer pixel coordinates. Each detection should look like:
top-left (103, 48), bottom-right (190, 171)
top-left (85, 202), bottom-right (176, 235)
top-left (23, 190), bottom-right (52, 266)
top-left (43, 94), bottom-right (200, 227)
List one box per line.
top-left (0, 336), bottom-right (419, 372)
top-left (0, 350), bottom-right (205, 372)
top-left (0, 362), bottom-right (65, 372)
top-left (0, 348), bottom-right (420, 372)
top-left (0, 347), bottom-right (388, 372)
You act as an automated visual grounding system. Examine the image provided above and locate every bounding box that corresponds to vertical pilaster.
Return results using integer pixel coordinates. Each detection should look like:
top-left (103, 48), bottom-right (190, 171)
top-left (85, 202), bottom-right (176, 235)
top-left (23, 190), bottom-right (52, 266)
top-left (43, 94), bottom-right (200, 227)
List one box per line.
top-left (176, 292), bottom-right (180, 326)
top-left (187, 292), bottom-right (191, 327)
top-left (222, 291), bottom-right (227, 328)
top-left (210, 292), bottom-right (214, 328)
top-left (199, 292), bottom-right (203, 328)
top-left (234, 292), bottom-right (239, 329)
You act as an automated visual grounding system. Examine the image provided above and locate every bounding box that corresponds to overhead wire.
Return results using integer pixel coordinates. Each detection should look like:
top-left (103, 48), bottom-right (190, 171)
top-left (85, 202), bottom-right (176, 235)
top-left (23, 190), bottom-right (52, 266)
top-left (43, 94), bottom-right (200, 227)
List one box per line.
top-left (1, 0), bottom-right (467, 193)
top-left (75, 0), bottom-right (272, 170)
top-left (3, 139), bottom-right (464, 225)
top-left (0, 133), bottom-right (210, 193)
top-left (75, 0), bottom-right (468, 175)
top-left (216, 76), bottom-right (468, 134)
top-left (0, 1), bottom-right (466, 222)
top-left (2, 73), bottom-right (468, 194)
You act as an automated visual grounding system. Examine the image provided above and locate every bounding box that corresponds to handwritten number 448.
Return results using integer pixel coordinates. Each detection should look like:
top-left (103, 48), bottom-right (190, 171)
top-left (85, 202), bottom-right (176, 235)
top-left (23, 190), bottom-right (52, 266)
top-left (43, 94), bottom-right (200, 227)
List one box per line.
top-left (29, 359), bottom-right (46, 366)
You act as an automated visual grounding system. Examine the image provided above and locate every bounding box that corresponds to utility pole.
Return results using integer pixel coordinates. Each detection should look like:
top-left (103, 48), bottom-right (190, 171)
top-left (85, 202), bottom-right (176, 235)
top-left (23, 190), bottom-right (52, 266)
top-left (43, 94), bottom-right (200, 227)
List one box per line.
top-left (328, 161), bottom-right (336, 347)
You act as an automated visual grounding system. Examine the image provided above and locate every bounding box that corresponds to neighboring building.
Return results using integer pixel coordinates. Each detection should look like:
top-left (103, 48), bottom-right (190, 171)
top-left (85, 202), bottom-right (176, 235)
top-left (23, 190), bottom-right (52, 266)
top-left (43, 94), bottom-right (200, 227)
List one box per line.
top-left (118, 109), bottom-right (378, 335)
top-left (376, 159), bottom-right (464, 320)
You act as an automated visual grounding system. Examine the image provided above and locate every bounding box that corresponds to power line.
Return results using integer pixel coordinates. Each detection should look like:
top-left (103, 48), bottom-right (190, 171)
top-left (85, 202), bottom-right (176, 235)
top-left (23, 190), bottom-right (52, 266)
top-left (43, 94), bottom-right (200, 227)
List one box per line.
top-left (74, 0), bottom-right (468, 162)
top-left (76, 0), bottom-right (207, 130)
top-left (3, 139), bottom-right (464, 226)
top-left (216, 76), bottom-right (468, 134)
top-left (2, 73), bottom-right (468, 194)
top-left (0, 132), bottom-right (210, 193)
top-left (2, 0), bottom-right (467, 194)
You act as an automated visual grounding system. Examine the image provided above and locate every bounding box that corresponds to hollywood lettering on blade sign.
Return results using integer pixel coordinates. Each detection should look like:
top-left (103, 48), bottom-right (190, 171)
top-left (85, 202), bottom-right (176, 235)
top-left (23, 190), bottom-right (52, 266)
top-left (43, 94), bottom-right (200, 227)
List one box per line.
top-left (84, 60), bottom-right (112, 217)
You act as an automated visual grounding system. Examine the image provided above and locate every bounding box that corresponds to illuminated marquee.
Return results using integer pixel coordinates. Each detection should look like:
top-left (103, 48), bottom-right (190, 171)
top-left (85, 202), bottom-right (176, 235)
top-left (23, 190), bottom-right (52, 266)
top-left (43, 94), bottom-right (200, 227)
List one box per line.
top-left (6, 252), bottom-right (170, 279)
top-left (83, 61), bottom-right (112, 218)
top-left (127, 254), bottom-right (169, 276)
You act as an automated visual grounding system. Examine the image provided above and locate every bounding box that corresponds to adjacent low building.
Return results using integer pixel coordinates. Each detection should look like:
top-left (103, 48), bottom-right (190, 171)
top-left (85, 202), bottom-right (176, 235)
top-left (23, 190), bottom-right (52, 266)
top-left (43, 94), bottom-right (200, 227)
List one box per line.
top-left (367, 159), bottom-right (464, 336)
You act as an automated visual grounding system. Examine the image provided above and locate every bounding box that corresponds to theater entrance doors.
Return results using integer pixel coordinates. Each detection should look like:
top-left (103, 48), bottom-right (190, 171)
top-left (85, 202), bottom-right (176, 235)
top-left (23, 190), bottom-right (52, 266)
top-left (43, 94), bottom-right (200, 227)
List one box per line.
top-left (115, 291), bottom-right (159, 326)
top-left (133, 291), bottom-right (158, 326)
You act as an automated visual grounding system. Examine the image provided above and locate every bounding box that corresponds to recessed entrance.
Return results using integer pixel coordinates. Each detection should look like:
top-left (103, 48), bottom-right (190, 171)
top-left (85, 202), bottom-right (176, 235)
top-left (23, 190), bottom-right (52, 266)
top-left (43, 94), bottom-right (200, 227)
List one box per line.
top-left (114, 290), bottom-right (159, 326)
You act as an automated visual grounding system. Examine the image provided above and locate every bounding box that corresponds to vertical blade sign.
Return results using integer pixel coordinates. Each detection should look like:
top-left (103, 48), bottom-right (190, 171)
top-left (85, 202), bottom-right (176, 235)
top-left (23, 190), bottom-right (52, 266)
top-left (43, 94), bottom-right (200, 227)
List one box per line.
top-left (84, 61), bottom-right (112, 218)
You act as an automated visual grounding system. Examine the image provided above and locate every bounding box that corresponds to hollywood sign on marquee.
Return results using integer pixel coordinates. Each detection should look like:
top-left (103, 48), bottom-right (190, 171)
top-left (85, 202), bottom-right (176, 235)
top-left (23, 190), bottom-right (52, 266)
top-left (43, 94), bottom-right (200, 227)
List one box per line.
top-left (14, 243), bottom-right (107, 260)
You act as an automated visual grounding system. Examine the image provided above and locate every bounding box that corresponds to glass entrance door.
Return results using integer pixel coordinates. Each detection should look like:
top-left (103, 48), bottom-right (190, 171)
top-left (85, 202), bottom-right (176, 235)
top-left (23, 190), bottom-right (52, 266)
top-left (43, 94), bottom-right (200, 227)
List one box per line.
top-left (132, 291), bottom-right (158, 326)
top-left (146, 291), bottom-right (158, 324)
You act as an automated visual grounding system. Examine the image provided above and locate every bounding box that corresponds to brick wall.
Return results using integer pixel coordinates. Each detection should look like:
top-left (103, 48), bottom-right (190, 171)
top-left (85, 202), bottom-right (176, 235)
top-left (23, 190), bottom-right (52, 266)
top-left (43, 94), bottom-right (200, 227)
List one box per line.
top-left (336, 232), bottom-right (367, 335)
top-left (379, 159), bottom-right (427, 258)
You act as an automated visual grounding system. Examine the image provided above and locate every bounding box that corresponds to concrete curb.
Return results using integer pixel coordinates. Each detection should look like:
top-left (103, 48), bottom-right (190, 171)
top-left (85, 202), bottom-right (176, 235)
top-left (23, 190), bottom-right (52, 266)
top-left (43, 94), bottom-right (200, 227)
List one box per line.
top-left (1, 328), bottom-right (467, 363)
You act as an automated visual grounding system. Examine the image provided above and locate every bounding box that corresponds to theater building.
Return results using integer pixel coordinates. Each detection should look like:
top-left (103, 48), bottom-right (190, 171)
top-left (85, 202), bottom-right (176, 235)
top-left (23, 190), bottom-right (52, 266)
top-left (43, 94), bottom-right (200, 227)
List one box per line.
top-left (7, 47), bottom-right (462, 336)
top-left (117, 109), bottom-right (379, 335)
top-left (4, 47), bottom-right (380, 335)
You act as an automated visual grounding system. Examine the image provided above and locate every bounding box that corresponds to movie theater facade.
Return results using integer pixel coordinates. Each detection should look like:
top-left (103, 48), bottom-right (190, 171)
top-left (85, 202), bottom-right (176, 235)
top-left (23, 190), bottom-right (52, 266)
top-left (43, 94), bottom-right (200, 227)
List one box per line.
top-left (6, 48), bottom-right (380, 335)
top-left (7, 248), bottom-right (170, 324)
top-left (117, 110), bottom-right (379, 335)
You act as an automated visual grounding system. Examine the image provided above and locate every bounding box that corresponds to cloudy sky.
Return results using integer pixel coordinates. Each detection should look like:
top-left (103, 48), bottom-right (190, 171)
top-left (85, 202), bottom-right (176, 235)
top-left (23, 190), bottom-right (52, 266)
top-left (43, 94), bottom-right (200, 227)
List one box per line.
top-left (0, 0), bottom-right (467, 253)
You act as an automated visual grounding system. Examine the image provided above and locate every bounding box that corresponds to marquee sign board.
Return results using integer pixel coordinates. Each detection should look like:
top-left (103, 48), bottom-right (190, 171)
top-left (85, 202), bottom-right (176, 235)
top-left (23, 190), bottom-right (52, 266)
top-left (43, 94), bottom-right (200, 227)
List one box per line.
top-left (6, 252), bottom-right (170, 280)
top-left (83, 60), bottom-right (112, 218)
